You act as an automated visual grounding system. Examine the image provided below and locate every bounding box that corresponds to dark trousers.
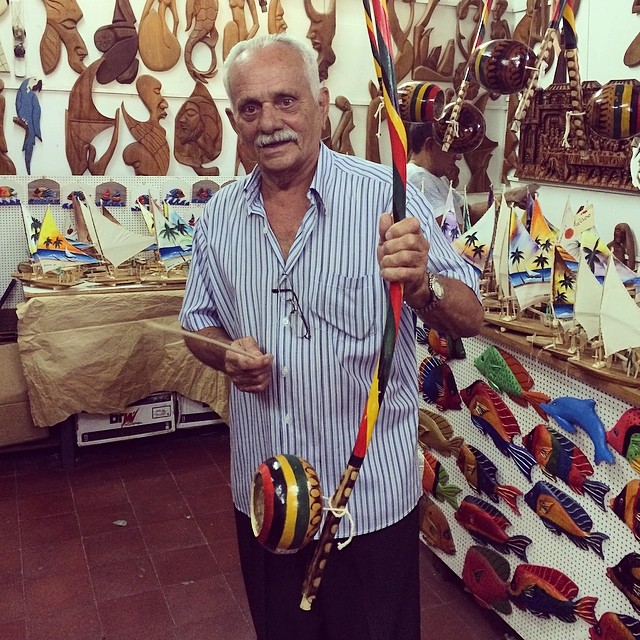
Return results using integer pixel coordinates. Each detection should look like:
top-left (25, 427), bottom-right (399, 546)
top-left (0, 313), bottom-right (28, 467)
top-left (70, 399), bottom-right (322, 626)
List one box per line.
top-left (235, 506), bottom-right (421, 640)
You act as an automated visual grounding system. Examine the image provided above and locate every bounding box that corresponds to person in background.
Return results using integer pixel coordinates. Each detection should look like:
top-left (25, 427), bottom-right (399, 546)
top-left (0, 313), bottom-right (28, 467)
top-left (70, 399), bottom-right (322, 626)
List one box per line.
top-left (179, 33), bottom-right (483, 640)
top-left (406, 121), bottom-right (538, 226)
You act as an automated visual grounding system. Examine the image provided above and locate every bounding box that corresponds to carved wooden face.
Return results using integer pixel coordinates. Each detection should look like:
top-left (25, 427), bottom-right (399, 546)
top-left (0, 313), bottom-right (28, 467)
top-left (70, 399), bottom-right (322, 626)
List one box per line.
top-left (43, 0), bottom-right (88, 73)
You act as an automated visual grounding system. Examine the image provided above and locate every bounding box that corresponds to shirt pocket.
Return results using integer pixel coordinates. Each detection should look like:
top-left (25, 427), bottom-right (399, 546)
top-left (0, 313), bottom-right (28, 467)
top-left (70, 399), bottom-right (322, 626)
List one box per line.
top-left (310, 274), bottom-right (379, 340)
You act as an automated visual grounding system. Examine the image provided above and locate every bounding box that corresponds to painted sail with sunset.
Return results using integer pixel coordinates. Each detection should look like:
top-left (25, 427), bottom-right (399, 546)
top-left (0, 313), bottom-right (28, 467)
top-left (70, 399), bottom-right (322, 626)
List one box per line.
top-left (34, 206), bottom-right (99, 273)
top-left (508, 209), bottom-right (549, 310)
top-left (550, 244), bottom-right (577, 319)
top-left (452, 199), bottom-right (496, 274)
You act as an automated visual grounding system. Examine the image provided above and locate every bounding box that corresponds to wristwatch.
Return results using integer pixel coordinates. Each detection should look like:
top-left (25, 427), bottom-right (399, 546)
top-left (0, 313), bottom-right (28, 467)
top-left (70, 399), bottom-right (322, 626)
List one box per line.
top-left (411, 272), bottom-right (445, 316)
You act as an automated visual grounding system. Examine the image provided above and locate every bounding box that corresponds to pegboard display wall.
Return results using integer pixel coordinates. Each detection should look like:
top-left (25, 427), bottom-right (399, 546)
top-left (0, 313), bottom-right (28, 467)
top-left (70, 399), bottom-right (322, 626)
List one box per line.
top-left (0, 174), bottom-right (238, 309)
top-left (417, 332), bottom-right (640, 639)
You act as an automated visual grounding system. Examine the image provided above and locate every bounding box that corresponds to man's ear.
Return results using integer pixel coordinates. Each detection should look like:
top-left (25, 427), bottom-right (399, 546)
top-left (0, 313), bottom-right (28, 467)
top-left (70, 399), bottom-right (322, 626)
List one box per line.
top-left (226, 108), bottom-right (239, 135)
top-left (424, 136), bottom-right (438, 154)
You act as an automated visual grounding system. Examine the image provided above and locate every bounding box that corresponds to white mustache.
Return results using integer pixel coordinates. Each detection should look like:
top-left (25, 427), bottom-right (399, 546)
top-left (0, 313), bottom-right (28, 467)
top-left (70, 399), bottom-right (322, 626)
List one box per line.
top-left (255, 129), bottom-right (299, 148)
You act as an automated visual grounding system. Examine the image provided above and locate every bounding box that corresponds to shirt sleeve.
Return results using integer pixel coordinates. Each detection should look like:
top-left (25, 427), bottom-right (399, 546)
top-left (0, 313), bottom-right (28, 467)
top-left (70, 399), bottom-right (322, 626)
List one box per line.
top-left (406, 181), bottom-right (480, 298)
top-left (179, 204), bottom-right (223, 331)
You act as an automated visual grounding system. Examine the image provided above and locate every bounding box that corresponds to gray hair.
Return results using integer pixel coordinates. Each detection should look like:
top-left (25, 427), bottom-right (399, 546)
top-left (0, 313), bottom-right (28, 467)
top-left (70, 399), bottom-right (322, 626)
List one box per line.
top-left (222, 34), bottom-right (321, 104)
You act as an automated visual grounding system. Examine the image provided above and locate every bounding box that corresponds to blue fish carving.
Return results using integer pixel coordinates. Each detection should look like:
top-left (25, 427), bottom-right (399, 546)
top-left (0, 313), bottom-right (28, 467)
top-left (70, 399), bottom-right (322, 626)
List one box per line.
top-left (540, 397), bottom-right (615, 465)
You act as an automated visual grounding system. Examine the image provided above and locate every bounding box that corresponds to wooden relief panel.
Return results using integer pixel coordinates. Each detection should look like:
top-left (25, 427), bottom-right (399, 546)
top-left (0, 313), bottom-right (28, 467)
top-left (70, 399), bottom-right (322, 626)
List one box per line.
top-left (40, 0), bottom-right (88, 74)
top-left (139, 0), bottom-right (181, 72)
top-left (304, 0), bottom-right (336, 81)
top-left (516, 82), bottom-right (637, 193)
top-left (185, 0), bottom-right (219, 83)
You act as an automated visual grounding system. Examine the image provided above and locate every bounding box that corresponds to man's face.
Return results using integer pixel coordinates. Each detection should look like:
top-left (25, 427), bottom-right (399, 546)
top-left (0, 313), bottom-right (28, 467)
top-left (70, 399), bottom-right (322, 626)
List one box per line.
top-left (177, 101), bottom-right (205, 143)
top-left (226, 45), bottom-right (329, 179)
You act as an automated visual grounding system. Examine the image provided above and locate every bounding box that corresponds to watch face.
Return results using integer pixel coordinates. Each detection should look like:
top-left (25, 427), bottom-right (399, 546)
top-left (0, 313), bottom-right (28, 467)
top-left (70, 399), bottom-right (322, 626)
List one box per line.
top-left (431, 275), bottom-right (445, 300)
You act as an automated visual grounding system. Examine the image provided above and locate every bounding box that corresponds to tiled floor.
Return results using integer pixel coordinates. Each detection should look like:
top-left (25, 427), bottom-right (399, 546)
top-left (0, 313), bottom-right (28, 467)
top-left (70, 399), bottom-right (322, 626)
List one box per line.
top-left (0, 425), bottom-right (522, 640)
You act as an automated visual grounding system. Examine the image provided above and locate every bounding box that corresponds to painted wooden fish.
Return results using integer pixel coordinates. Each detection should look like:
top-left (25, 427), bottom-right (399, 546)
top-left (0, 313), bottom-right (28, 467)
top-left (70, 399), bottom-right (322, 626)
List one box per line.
top-left (474, 345), bottom-right (550, 419)
top-left (419, 445), bottom-right (461, 508)
top-left (419, 355), bottom-right (462, 411)
top-left (460, 380), bottom-right (537, 481)
top-left (523, 423), bottom-right (610, 511)
top-left (608, 553), bottom-right (640, 613)
top-left (418, 408), bottom-right (464, 457)
top-left (456, 443), bottom-right (522, 515)
top-left (509, 564), bottom-right (598, 623)
top-left (416, 324), bottom-right (466, 360)
top-left (607, 408), bottom-right (640, 473)
top-left (611, 480), bottom-right (640, 542)
top-left (419, 494), bottom-right (455, 555)
top-left (462, 545), bottom-right (512, 615)
top-left (590, 611), bottom-right (640, 640)
top-left (454, 495), bottom-right (532, 561)
top-left (541, 397), bottom-right (615, 465)
top-left (524, 481), bottom-right (609, 559)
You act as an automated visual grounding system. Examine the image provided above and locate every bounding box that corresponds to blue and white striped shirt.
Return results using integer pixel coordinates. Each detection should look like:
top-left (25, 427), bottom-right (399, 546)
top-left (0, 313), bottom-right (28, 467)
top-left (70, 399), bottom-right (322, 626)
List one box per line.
top-left (180, 143), bottom-right (478, 537)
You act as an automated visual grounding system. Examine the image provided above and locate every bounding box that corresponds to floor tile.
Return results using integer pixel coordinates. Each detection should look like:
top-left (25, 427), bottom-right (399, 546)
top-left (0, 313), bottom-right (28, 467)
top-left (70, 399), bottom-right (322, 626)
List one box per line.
top-left (129, 491), bottom-right (191, 525)
top-left (0, 518), bottom-right (20, 551)
top-left (20, 513), bottom-right (81, 549)
top-left (17, 487), bottom-right (74, 520)
top-left (90, 555), bottom-right (160, 602)
top-left (25, 605), bottom-right (102, 640)
top-left (0, 618), bottom-right (27, 640)
top-left (122, 473), bottom-right (180, 502)
top-left (24, 572), bottom-right (93, 619)
top-left (140, 516), bottom-right (206, 554)
top-left (76, 503), bottom-right (138, 537)
top-left (15, 470), bottom-right (69, 497)
top-left (0, 475), bottom-right (16, 500)
top-left (72, 478), bottom-right (129, 510)
top-left (170, 464), bottom-right (228, 493)
top-left (0, 578), bottom-right (24, 623)
top-left (182, 483), bottom-right (232, 516)
top-left (151, 544), bottom-right (220, 587)
top-left (193, 509), bottom-right (237, 545)
top-left (21, 539), bottom-right (87, 581)
top-left (174, 616), bottom-right (255, 640)
top-left (83, 526), bottom-right (147, 568)
top-left (0, 548), bottom-right (22, 584)
top-left (0, 496), bottom-right (18, 522)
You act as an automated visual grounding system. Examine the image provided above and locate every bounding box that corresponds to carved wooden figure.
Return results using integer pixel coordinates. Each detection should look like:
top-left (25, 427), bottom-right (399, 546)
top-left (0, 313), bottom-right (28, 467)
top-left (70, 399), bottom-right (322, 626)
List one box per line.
top-left (139, 0), bottom-right (181, 72)
top-left (388, 0), bottom-right (415, 84)
top-left (94, 0), bottom-right (139, 85)
top-left (65, 60), bottom-right (120, 176)
top-left (330, 96), bottom-right (355, 156)
top-left (222, 0), bottom-right (259, 61)
top-left (40, 0), bottom-right (88, 75)
top-left (14, 77), bottom-right (42, 175)
top-left (0, 80), bottom-right (16, 175)
top-left (365, 81), bottom-right (384, 164)
top-left (490, 0), bottom-right (510, 39)
top-left (304, 0), bottom-right (336, 82)
top-left (625, 0), bottom-right (640, 67)
top-left (121, 75), bottom-right (170, 176)
top-left (174, 82), bottom-right (222, 176)
top-left (608, 223), bottom-right (637, 271)
top-left (268, 0), bottom-right (287, 34)
top-left (185, 0), bottom-right (219, 83)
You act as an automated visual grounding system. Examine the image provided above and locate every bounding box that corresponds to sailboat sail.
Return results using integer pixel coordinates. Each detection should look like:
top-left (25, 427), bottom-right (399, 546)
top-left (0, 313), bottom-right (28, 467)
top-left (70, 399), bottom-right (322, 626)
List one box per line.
top-left (508, 210), bottom-right (549, 311)
top-left (492, 200), bottom-right (511, 299)
top-left (601, 254), bottom-right (640, 357)
top-left (20, 203), bottom-right (39, 255)
top-left (85, 200), bottom-right (153, 268)
top-left (153, 202), bottom-right (192, 271)
top-left (452, 199), bottom-right (496, 274)
top-left (439, 183), bottom-right (461, 242)
top-left (573, 251), bottom-right (603, 340)
top-left (550, 245), bottom-right (577, 320)
top-left (34, 206), bottom-right (99, 273)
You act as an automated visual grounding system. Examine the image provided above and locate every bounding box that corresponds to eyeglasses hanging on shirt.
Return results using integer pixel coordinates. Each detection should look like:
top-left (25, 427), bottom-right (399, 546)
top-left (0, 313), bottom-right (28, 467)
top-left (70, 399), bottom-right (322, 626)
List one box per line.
top-left (272, 277), bottom-right (311, 340)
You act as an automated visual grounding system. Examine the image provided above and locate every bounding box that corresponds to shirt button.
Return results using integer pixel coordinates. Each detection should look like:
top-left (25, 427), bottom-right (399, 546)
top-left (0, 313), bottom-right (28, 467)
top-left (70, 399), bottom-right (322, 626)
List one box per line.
top-left (283, 414), bottom-right (291, 425)
top-left (262, 226), bottom-right (268, 234)
top-left (282, 317), bottom-right (289, 326)
top-left (281, 367), bottom-right (289, 377)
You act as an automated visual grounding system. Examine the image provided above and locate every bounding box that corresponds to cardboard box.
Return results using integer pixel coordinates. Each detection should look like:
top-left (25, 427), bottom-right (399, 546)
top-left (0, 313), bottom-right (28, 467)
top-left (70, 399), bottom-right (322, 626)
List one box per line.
top-left (176, 394), bottom-right (225, 429)
top-left (76, 391), bottom-right (175, 446)
top-left (0, 344), bottom-right (49, 447)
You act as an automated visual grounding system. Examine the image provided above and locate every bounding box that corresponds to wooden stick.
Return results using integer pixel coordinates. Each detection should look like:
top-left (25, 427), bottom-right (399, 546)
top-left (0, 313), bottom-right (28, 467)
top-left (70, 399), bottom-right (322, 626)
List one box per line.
top-left (145, 320), bottom-right (260, 359)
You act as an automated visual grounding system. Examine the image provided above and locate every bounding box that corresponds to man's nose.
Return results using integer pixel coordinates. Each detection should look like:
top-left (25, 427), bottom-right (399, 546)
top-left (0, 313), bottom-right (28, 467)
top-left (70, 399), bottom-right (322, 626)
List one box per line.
top-left (258, 103), bottom-right (280, 132)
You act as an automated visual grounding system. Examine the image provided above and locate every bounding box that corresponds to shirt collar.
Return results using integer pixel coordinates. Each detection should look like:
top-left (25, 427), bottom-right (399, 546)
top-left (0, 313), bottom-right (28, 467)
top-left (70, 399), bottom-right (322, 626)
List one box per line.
top-left (242, 143), bottom-right (333, 217)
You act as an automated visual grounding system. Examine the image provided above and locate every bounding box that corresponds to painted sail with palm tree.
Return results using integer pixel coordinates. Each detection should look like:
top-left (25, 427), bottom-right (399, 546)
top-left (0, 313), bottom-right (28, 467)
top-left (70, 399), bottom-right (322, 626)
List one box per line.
top-left (580, 229), bottom-right (639, 284)
top-left (20, 203), bottom-right (39, 256)
top-left (573, 251), bottom-right (603, 340)
top-left (508, 209), bottom-right (549, 310)
top-left (451, 199), bottom-right (496, 274)
top-left (81, 199), bottom-right (154, 268)
top-left (550, 244), bottom-right (577, 320)
top-left (440, 182), bottom-right (461, 243)
top-left (33, 206), bottom-right (99, 273)
top-left (152, 201), bottom-right (193, 271)
top-left (601, 254), bottom-right (640, 358)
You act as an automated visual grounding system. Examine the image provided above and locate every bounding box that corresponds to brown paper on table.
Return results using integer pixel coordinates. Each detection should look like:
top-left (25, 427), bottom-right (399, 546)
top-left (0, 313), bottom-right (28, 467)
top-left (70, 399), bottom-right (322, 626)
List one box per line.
top-left (16, 290), bottom-right (230, 428)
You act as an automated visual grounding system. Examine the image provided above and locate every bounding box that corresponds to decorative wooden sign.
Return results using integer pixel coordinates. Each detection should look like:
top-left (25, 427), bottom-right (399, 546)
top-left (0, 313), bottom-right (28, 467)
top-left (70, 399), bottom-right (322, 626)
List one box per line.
top-left (39, 0), bottom-right (88, 75)
top-left (173, 82), bottom-right (222, 176)
top-left (65, 60), bottom-right (120, 176)
top-left (185, 0), bottom-right (219, 83)
top-left (121, 75), bottom-right (170, 176)
top-left (138, 0), bottom-right (181, 72)
top-left (94, 0), bottom-right (139, 85)
top-left (516, 81), bottom-right (637, 193)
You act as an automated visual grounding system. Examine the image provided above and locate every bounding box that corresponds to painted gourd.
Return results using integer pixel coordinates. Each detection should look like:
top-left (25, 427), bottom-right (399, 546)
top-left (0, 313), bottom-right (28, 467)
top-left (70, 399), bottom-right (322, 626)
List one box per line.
top-left (251, 454), bottom-right (323, 553)
top-left (586, 79), bottom-right (640, 140)
top-left (397, 81), bottom-right (445, 123)
top-left (468, 39), bottom-right (536, 95)
top-left (432, 102), bottom-right (486, 154)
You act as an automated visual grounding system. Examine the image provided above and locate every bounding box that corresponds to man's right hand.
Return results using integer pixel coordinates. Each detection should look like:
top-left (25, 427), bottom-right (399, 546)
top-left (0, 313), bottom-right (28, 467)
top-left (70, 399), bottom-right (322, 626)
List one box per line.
top-left (225, 337), bottom-right (273, 393)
